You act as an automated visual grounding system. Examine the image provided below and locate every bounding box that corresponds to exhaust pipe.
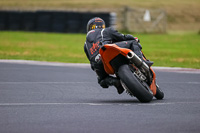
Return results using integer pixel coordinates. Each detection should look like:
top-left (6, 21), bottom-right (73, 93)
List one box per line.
top-left (127, 51), bottom-right (149, 72)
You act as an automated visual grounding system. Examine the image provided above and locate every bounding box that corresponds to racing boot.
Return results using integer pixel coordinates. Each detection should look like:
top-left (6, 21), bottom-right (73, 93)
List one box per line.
top-left (132, 42), bottom-right (154, 67)
top-left (136, 51), bottom-right (154, 67)
top-left (143, 59), bottom-right (154, 67)
top-left (99, 76), bottom-right (124, 94)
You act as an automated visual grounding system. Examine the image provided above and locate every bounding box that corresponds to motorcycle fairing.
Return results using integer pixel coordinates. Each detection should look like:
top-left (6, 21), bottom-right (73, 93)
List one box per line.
top-left (99, 44), bottom-right (157, 96)
top-left (99, 44), bottom-right (132, 75)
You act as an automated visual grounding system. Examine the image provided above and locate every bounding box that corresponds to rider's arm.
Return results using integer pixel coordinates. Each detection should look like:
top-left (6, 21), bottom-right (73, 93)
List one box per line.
top-left (107, 27), bottom-right (142, 49)
top-left (107, 27), bottom-right (136, 42)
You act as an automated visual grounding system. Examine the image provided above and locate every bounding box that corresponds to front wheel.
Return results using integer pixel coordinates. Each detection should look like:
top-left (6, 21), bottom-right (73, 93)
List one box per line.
top-left (154, 84), bottom-right (164, 100)
top-left (117, 64), bottom-right (153, 103)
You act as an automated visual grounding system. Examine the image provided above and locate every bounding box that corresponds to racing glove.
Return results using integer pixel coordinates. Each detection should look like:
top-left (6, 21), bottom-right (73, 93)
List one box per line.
top-left (134, 37), bottom-right (140, 43)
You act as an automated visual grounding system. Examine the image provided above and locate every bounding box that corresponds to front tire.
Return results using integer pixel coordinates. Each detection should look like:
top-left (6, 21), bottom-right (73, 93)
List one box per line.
top-left (154, 84), bottom-right (164, 100)
top-left (117, 64), bottom-right (153, 103)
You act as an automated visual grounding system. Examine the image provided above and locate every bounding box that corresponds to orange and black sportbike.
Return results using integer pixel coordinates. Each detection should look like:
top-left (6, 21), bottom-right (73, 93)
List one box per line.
top-left (99, 44), bottom-right (164, 103)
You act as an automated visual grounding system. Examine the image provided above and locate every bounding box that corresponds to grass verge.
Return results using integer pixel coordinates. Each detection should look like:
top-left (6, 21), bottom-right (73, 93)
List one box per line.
top-left (0, 31), bottom-right (199, 69)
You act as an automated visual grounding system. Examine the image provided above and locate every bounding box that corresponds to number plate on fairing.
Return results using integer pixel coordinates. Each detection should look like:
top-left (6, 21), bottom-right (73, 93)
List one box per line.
top-left (134, 69), bottom-right (146, 81)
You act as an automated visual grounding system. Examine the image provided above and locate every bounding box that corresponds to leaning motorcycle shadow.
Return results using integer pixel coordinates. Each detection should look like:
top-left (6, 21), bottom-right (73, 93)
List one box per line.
top-left (96, 98), bottom-right (159, 104)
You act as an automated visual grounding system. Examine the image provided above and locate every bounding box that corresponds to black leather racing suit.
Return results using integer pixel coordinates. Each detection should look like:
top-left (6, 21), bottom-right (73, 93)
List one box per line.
top-left (84, 27), bottom-right (143, 87)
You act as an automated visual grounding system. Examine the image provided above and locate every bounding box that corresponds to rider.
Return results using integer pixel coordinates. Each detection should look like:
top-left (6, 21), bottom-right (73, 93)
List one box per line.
top-left (84, 17), bottom-right (153, 94)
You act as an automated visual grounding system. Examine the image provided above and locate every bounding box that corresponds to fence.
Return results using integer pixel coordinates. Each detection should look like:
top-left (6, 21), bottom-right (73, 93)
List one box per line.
top-left (120, 7), bottom-right (167, 33)
top-left (0, 10), bottom-right (116, 33)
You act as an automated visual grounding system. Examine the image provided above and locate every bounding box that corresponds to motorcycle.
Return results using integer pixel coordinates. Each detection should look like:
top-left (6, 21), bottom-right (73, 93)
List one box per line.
top-left (99, 44), bottom-right (164, 103)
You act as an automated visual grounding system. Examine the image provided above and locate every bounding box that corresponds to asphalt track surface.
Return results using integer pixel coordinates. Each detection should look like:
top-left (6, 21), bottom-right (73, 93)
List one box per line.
top-left (0, 60), bottom-right (200, 133)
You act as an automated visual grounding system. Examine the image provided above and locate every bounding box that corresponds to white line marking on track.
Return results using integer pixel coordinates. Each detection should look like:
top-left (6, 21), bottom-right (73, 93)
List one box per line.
top-left (0, 103), bottom-right (112, 106)
top-left (0, 82), bottom-right (95, 84)
top-left (0, 59), bottom-right (200, 73)
top-left (0, 102), bottom-right (200, 106)
top-left (0, 60), bottom-right (90, 68)
top-left (160, 82), bottom-right (200, 85)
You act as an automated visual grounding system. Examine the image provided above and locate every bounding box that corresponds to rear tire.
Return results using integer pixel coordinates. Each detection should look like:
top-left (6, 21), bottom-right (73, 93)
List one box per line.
top-left (117, 64), bottom-right (153, 103)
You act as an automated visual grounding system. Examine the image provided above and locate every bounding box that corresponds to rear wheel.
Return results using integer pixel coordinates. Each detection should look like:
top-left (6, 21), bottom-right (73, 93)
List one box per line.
top-left (117, 64), bottom-right (153, 103)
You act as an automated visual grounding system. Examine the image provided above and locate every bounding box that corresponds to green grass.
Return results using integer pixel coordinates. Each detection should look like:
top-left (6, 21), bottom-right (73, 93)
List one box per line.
top-left (0, 31), bottom-right (200, 69)
top-left (0, 31), bottom-right (88, 63)
top-left (136, 33), bottom-right (200, 68)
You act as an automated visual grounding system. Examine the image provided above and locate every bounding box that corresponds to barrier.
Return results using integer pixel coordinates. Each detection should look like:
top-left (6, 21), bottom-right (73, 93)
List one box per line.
top-left (0, 10), bottom-right (115, 33)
